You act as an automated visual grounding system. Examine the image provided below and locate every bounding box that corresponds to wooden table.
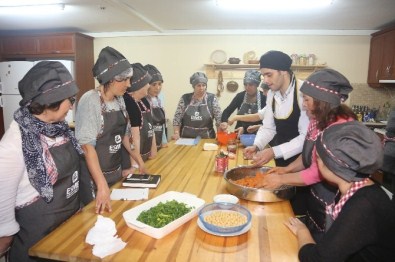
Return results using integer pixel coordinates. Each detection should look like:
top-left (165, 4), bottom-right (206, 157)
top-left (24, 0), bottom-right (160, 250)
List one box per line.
top-left (30, 140), bottom-right (298, 261)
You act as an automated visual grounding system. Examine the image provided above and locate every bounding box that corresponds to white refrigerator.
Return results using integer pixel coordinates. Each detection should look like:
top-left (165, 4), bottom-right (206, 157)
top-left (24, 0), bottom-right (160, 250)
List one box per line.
top-left (0, 60), bottom-right (74, 131)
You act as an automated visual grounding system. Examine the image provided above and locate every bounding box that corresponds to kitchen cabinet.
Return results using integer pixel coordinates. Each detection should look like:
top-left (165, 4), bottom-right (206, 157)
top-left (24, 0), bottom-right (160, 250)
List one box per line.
top-left (37, 35), bottom-right (75, 54)
top-left (0, 32), bottom-right (94, 138)
top-left (367, 26), bottom-right (395, 87)
top-left (0, 33), bottom-right (94, 100)
top-left (1, 36), bottom-right (37, 55)
top-left (204, 63), bottom-right (326, 80)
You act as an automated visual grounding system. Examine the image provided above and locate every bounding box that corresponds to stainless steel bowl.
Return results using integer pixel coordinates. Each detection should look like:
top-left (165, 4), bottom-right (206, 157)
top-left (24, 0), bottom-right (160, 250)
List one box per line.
top-left (224, 166), bottom-right (296, 202)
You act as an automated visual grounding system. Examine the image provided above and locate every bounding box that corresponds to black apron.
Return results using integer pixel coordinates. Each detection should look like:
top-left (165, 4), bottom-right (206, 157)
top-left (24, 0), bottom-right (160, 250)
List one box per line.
top-left (302, 126), bottom-right (339, 241)
top-left (236, 92), bottom-right (261, 134)
top-left (269, 82), bottom-right (308, 216)
top-left (138, 100), bottom-right (154, 161)
top-left (181, 94), bottom-right (215, 138)
top-left (269, 84), bottom-right (301, 167)
top-left (149, 97), bottom-right (166, 149)
top-left (95, 94), bottom-right (126, 187)
top-left (9, 141), bottom-right (81, 262)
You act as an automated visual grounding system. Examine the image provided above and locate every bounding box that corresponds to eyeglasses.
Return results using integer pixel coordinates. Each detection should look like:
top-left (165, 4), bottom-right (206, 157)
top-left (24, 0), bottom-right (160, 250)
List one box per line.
top-left (68, 96), bottom-right (76, 105)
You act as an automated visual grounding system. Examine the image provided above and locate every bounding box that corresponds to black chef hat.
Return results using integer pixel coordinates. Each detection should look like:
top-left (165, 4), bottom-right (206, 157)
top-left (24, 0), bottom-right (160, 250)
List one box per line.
top-left (19, 61), bottom-right (79, 106)
top-left (300, 69), bottom-right (353, 108)
top-left (92, 46), bottom-right (132, 85)
top-left (127, 63), bottom-right (152, 92)
top-left (145, 64), bottom-right (163, 84)
top-left (316, 121), bottom-right (383, 182)
top-left (190, 72), bottom-right (208, 87)
top-left (259, 50), bottom-right (292, 71)
top-left (243, 70), bottom-right (261, 86)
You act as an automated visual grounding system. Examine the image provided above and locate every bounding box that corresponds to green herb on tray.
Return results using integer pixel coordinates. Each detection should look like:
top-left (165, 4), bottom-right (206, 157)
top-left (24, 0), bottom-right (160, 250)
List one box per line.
top-left (137, 200), bottom-right (193, 228)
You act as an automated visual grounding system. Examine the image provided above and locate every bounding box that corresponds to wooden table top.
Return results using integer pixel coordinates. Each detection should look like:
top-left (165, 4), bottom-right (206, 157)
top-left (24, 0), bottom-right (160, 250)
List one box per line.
top-left (29, 139), bottom-right (298, 261)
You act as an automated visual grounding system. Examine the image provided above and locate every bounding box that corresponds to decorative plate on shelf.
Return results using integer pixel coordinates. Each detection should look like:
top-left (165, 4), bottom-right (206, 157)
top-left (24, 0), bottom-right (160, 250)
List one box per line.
top-left (211, 50), bottom-right (227, 64)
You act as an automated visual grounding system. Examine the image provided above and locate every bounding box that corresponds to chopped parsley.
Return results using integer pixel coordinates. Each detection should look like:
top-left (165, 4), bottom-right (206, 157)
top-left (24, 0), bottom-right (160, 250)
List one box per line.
top-left (137, 200), bottom-right (193, 228)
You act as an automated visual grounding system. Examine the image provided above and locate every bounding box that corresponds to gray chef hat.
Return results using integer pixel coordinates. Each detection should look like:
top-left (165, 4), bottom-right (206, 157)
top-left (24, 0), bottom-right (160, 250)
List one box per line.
top-left (92, 46), bottom-right (132, 85)
top-left (243, 70), bottom-right (261, 86)
top-left (259, 50), bottom-right (292, 71)
top-left (190, 72), bottom-right (208, 87)
top-left (300, 69), bottom-right (353, 108)
top-left (127, 63), bottom-right (152, 92)
top-left (19, 61), bottom-right (79, 106)
top-left (316, 121), bottom-right (383, 182)
top-left (145, 64), bottom-right (163, 84)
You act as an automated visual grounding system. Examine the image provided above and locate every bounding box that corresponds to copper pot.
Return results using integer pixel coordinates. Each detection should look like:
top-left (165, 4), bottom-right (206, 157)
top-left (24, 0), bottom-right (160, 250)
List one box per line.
top-left (226, 81), bottom-right (238, 92)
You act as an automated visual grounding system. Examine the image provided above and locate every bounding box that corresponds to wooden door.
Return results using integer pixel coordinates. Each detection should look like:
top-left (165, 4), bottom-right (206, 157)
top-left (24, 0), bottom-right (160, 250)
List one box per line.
top-left (1, 36), bottom-right (37, 55)
top-left (37, 34), bottom-right (75, 55)
top-left (367, 34), bottom-right (385, 87)
top-left (380, 31), bottom-right (395, 80)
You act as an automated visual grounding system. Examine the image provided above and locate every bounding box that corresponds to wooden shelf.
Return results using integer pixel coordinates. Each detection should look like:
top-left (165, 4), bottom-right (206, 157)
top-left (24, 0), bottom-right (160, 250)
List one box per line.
top-left (204, 63), bottom-right (327, 79)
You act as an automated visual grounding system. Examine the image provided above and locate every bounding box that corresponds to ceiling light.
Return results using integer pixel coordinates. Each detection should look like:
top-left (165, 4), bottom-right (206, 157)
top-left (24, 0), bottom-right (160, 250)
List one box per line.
top-left (0, 3), bottom-right (65, 15)
top-left (215, 0), bottom-right (333, 10)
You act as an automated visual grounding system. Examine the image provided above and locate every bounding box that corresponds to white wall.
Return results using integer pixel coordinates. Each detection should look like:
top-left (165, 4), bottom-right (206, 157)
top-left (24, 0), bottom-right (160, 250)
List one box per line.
top-left (93, 34), bottom-right (371, 134)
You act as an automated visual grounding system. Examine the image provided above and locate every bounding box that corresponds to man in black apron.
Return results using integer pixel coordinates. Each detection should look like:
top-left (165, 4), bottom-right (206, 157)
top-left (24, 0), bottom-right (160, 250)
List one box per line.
top-left (145, 64), bottom-right (167, 150)
top-left (172, 72), bottom-right (223, 139)
top-left (76, 47), bottom-right (145, 214)
top-left (220, 70), bottom-right (266, 135)
top-left (0, 61), bottom-right (87, 261)
top-left (244, 50), bottom-right (309, 167)
top-left (244, 50), bottom-right (310, 215)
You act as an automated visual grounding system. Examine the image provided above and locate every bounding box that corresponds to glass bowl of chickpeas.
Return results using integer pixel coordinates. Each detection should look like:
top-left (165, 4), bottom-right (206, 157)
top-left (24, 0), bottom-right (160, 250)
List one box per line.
top-left (198, 203), bottom-right (251, 234)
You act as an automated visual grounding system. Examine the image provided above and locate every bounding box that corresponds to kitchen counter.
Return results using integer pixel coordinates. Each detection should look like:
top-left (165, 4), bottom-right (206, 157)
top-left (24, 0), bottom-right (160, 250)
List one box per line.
top-left (29, 140), bottom-right (298, 261)
top-left (363, 121), bottom-right (387, 129)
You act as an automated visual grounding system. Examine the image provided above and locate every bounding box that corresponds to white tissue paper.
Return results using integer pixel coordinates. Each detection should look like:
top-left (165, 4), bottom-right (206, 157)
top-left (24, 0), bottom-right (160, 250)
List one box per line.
top-left (86, 215), bottom-right (127, 258)
top-left (110, 188), bottom-right (149, 201)
top-left (203, 143), bottom-right (219, 151)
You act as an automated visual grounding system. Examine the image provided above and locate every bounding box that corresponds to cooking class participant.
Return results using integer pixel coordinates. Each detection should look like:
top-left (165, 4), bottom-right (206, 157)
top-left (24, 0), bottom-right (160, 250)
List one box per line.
top-left (123, 63), bottom-right (157, 166)
top-left (260, 69), bottom-right (355, 240)
top-left (75, 46), bottom-right (145, 214)
top-left (145, 64), bottom-right (168, 150)
top-left (244, 50), bottom-right (309, 168)
top-left (382, 105), bottom-right (395, 194)
top-left (226, 83), bottom-right (270, 129)
top-left (285, 122), bottom-right (395, 262)
top-left (220, 70), bottom-right (266, 136)
top-left (0, 61), bottom-right (88, 261)
top-left (172, 72), bottom-right (223, 139)
top-left (243, 50), bottom-right (309, 215)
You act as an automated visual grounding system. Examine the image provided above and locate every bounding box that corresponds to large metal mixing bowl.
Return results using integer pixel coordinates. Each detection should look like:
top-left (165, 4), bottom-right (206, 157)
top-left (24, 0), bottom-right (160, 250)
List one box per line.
top-left (224, 166), bottom-right (296, 202)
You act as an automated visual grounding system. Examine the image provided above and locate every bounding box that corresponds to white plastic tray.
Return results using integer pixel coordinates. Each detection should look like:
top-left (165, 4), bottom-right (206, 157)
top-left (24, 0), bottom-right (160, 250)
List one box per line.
top-left (123, 191), bottom-right (205, 239)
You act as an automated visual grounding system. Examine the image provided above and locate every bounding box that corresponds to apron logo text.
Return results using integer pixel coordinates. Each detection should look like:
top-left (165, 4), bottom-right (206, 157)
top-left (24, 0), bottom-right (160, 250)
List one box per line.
top-left (66, 181), bottom-right (79, 199)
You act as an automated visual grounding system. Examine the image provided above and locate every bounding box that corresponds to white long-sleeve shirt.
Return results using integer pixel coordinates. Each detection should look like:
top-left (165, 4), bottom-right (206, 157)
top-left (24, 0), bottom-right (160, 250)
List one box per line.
top-left (254, 80), bottom-right (309, 160)
top-left (0, 121), bottom-right (68, 237)
top-left (0, 121), bottom-right (38, 237)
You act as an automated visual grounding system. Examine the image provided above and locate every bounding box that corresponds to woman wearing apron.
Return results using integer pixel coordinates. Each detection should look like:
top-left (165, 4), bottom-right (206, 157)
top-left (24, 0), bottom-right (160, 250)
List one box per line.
top-left (260, 69), bottom-right (355, 240)
top-left (172, 72), bottom-right (223, 139)
top-left (145, 64), bottom-right (168, 150)
top-left (286, 122), bottom-right (395, 262)
top-left (75, 47), bottom-right (145, 214)
top-left (0, 61), bottom-right (87, 261)
top-left (220, 70), bottom-right (266, 136)
top-left (123, 63), bottom-right (156, 164)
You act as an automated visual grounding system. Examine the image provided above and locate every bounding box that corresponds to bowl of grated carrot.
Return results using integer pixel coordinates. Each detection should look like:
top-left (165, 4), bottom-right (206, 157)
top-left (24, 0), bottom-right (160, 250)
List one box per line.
top-left (224, 166), bottom-right (295, 202)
